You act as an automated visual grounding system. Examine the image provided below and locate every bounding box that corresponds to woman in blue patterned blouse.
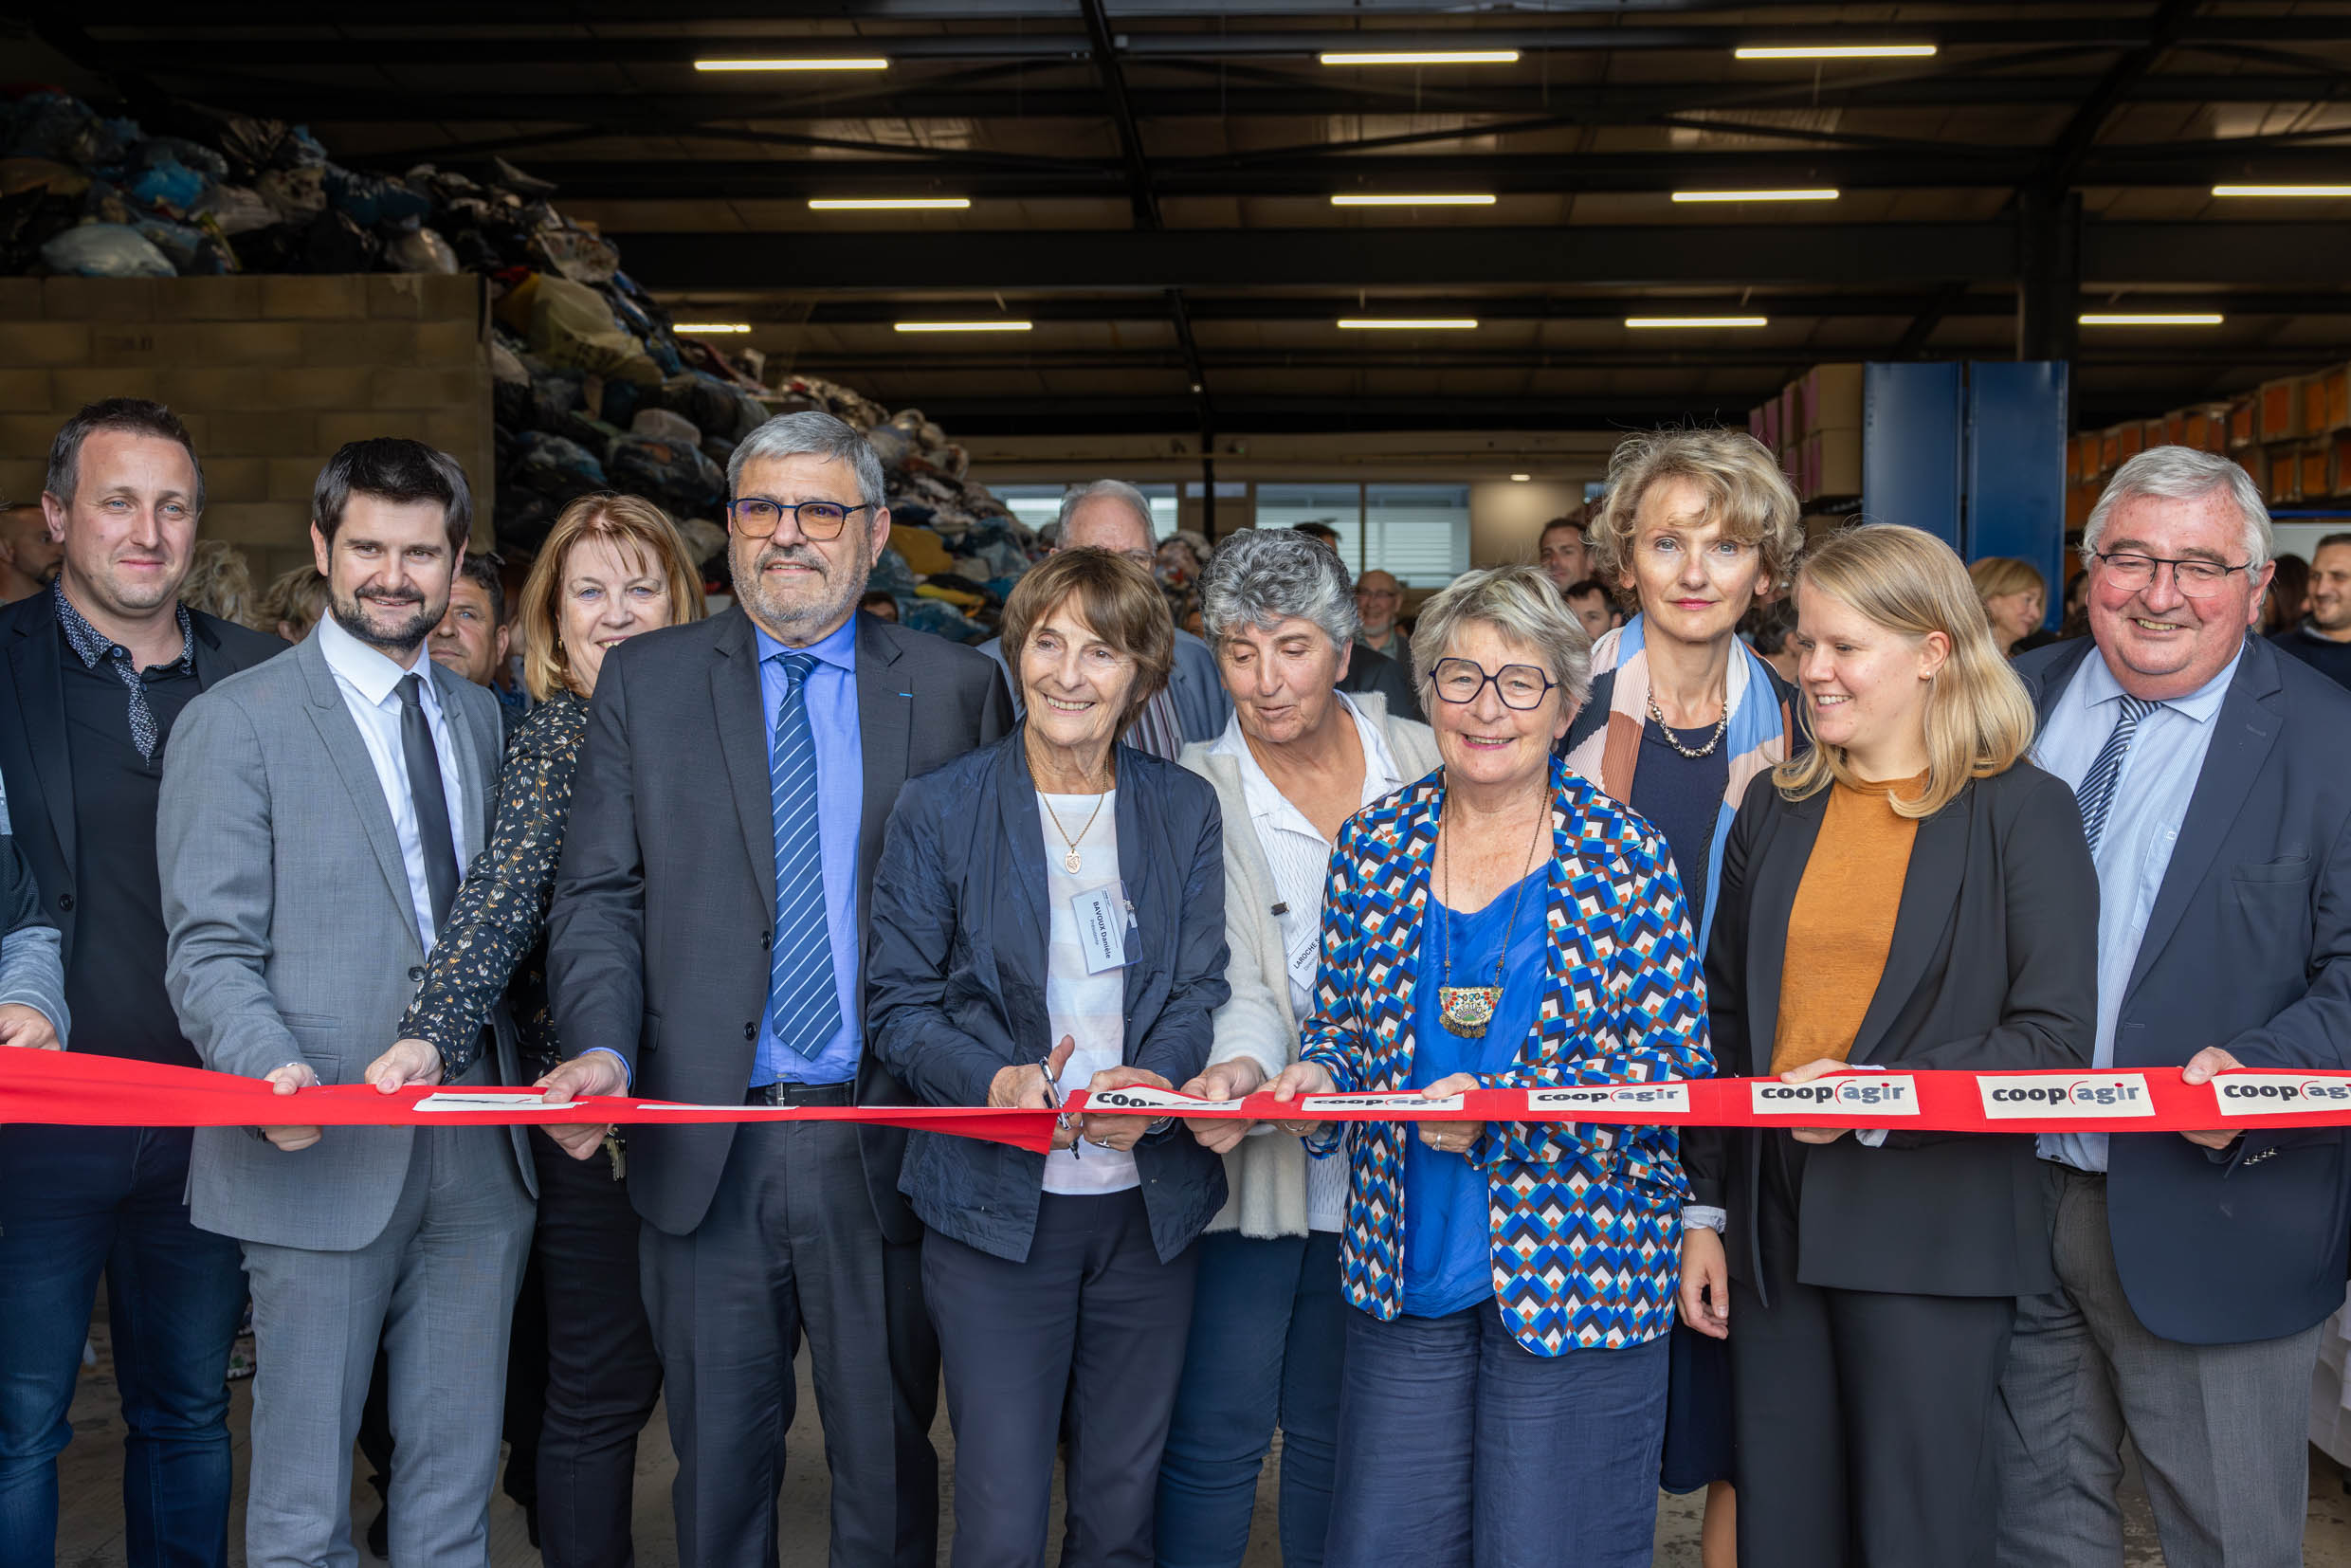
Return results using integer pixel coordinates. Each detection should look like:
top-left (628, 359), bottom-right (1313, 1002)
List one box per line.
top-left (1266, 565), bottom-right (1713, 1568)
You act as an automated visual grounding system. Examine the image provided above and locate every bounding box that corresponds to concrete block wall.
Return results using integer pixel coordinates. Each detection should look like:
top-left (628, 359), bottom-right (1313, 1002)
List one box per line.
top-left (0, 273), bottom-right (494, 585)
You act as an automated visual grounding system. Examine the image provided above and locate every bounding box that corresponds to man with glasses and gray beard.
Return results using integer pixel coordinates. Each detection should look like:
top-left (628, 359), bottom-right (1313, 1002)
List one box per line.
top-left (541, 410), bottom-right (1011, 1567)
top-left (1999, 446), bottom-right (2351, 1568)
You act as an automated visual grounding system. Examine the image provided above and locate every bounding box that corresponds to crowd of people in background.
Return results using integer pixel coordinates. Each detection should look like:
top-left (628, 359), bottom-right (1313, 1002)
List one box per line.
top-left (1, 399), bottom-right (2349, 1568)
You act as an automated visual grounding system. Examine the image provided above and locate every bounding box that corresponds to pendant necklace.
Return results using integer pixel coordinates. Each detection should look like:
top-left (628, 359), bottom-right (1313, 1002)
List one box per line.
top-left (1045, 785), bottom-right (1110, 874)
top-left (1434, 778), bottom-right (1550, 1039)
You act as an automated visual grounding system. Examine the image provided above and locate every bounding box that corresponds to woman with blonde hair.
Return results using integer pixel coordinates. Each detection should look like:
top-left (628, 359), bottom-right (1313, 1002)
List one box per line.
top-left (1681, 523), bottom-right (2098, 1568)
top-left (257, 561), bottom-right (330, 644)
top-left (1564, 426), bottom-right (1804, 1561)
top-left (1967, 556), bottom-right (2048, 658)
top-left (363, 492), bottom-right (704, 1568)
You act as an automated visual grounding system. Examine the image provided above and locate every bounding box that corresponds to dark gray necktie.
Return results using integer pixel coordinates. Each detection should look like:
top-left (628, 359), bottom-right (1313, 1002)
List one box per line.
top-left (396, 673), bottom-right (461, 929)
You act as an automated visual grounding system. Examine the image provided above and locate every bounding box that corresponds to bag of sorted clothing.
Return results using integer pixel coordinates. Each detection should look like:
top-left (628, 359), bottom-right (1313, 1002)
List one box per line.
top-left (890, 526), bottom-right (954, 576)
top-left (191, 182), bottom-right (277, 236)
top-left (324, 165), bottom-right (430, 228)
top-left (301, 210), bottom-right (378, 272)
top-left (653, 372), bottom-right (761, 444)
top-left (385, 227), bottom-right (458, 274)
top-left (130, 215), bottom-right (231, 275)
top-left (502, 273), bottom-right (661, 385)
top-left (510, 431), bottom-right (608, 502)
top-left (629, 408), bottom-right (701, 447)
top-left (41, 223), bottom-right (173, 279)
top-left (531, 223), bottom-right (621, 285)
top-left (213, 115), bottom-right (329, 180)
top-left (8, 93), bottom-right (134, 169)
top-left (901, 597), bottom-right (989, 645)
top-left (867, 548), bottom-right (921, 601)
top-left (608, 436), bottom-right (724, 517)
top-left (126, 155), bottom-right (208, 217)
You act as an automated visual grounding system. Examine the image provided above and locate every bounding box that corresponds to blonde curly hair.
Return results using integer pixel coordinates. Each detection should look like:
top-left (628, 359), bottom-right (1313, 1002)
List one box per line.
top-left (1589, 428), bottom-right (1804, 601)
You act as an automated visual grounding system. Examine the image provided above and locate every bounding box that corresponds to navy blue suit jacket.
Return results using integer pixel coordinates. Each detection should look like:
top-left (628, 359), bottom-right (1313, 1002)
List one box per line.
top-left (2015, 634), bottom-right (2351, 1344)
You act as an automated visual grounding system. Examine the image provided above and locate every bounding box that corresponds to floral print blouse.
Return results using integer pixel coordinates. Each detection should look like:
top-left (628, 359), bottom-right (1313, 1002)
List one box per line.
top-left (398, 688), bottom-right (586, 1079)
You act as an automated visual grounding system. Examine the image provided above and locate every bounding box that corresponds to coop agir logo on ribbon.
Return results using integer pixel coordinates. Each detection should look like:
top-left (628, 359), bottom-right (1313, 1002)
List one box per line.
top-left (2212, 1072), bottom-right (2351, 1117)
top-left (1977, 1073), bottom-right (2156, 1120)
top-left (1748, 1076), bottom-right (1920, 1116)
top-left (1529, 1084), bottom-right (1692, 1115)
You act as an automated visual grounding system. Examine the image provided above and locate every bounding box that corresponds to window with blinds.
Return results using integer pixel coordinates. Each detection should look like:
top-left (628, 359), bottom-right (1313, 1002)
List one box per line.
top-left (1253, 483), bottom-right (1364, 566)
top-left (1254, 483), bottom-right (1468, 584)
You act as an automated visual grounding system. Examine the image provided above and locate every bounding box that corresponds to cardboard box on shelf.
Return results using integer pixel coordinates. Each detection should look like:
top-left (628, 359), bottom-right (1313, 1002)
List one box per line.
top-left (2302, 441), bottom-right (2333, 503)
top-left (2325, 430), bottom-right (2351, 497)
top-left (2230, 395), bottom-right (2258, 450)
top-left (2066, 479), bottom-right (2099, 530)
top-left (2259, 377), bottom-right (2305, 444)
top-left (1806, 427), bottom-right (1862, 501)
top-left (2180, 404), bottom-right (2230, 454)
top-left (1802, 363), bottom-right (1864, 436)
top-left (1780, 383), bottom-right (1803, 447)
top-left (2305, 365), bottom-right (2351, 435)
top-left (2268, 443), bottom-right (2304, 504)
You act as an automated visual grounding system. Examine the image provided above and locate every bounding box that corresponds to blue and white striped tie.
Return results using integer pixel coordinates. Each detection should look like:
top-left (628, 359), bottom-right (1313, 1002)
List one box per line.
top-left (2076, 695), bottom-right (2157, 856)
top-left (766, 652), bottom-right (843, 1062)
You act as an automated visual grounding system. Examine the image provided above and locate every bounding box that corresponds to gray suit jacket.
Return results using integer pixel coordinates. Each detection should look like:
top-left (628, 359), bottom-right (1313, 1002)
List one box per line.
top-left (978, 626), bottom-right (1231, 744)
top-left (160, 629), bottom-right (533, 1252)
top-left (548, 607), bottom-right (1014, 1241)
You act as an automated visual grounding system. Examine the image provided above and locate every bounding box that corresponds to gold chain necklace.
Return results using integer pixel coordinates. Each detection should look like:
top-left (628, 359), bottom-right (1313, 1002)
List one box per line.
top-left (1433, 777), bottom-right (1551, 1038)
top-left (1044, 788), bottom-right (1110, 874)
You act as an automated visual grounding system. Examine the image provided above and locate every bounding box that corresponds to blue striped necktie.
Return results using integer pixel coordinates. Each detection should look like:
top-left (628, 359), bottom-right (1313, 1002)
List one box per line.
top-left (2076, 695), bottom-right (2157, 855)
top-left (766, 651), bottom-right (842, 1063)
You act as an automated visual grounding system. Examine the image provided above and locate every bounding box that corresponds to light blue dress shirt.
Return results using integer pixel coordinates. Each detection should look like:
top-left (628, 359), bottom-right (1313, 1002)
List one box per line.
top-left (753, 614), bottom-right (865, 1086)
top-left (2033, 644), bottom-right (2241, 1172)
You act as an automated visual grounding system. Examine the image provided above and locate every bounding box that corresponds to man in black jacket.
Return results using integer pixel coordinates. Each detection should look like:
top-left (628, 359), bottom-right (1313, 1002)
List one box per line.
top-left (541, 411), bottom-right (1011, 1568)
top-left (0, 399), bottom-right (283, 1568)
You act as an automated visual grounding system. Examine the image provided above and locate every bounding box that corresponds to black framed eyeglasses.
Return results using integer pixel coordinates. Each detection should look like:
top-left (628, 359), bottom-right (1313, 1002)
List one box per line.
top-left (2090, 549), bottom-right (2251, 599)
top-left (728, 497), bottom-right (872, 540)
top-left (1429, 657), bottom-right (1558, 711)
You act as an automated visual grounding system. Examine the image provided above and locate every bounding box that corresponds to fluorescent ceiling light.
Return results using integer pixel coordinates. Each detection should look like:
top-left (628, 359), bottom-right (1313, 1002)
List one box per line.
top-left (1336, 318), bottom-right (1479, 330)
top-left (1510, 473), bottom-right (1532, 482)
top-left (2079, 313), bottom-right (2224, 326)
top-left (1734, 44), bottom-right (1936, 60)
top-left (695, 57), bottom-right (889, 71)
top-left (1319, 50), bottom-right (1520, 66)
top-left (2212, 184), bottom-right (2351, 198)
top-left (1672, 189), bottom-right (1840, 203)
top-left (1626, 316), bottom-right (1769, 329)
top-left (1330, 193), bottom-right (1496, 207)
top-left (673, 322), bottom-right (753, 334)
top-left (893, 319), bottom-right (1033, 333)
top-left (809, 197), bottom-right (972, 210)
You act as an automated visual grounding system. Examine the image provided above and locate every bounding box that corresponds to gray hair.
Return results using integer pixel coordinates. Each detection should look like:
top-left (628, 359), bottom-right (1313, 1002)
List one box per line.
top-left (1057, 478), bottom-right (1157, 540)
top-left (1408, 563), bottom-right (1593, 714)
top-left (1199, 527), bottom-right (1361, 650)
top-left (728, 410), bottom-right (885, 511)
top-left (2083, 445), bottom-right (2274, 574)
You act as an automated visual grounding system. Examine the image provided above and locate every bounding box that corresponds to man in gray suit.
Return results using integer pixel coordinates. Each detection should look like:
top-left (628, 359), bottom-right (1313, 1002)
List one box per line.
top-left (977, 479), bottom-right (1230, 753)
top-left (159, 439), bottom-right (535, 1568)
top-left (540, 411), bottom-right (1011, 1567)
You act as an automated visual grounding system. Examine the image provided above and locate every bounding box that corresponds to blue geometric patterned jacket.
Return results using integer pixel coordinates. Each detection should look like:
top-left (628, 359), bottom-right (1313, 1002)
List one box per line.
top-left (1298, 756), bottom-right (1712, 1356)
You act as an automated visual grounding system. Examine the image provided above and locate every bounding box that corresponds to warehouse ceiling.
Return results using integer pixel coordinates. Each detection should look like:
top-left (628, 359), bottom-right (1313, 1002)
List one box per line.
top-left (17, 0), bottom-right (2351, 437)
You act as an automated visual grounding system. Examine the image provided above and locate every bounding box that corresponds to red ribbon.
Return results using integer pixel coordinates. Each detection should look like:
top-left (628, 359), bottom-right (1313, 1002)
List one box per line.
top-left (7, 1051), bottom-right (2351, 1140)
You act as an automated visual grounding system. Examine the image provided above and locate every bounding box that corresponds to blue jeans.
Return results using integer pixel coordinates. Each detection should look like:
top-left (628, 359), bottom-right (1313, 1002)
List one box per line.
top-left (1324, 1302), bottom-right (1668, 1568)
top-left (0, 1124), bottom-right (246, 1568)
top-left (1156, 1231), bottom-right (1345, 1568)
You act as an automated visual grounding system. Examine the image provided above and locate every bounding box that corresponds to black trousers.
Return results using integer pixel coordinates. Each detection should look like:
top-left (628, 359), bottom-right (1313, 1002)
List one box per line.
top-left (641, 1118), bottom-right (938, 1568)
top-left (1730, 1138), bottom-right (2016, 1568)
top-left (923, 1189), bottom-right (1199, 1568)
top-left (532, 1132), bottom-right (664, 1568)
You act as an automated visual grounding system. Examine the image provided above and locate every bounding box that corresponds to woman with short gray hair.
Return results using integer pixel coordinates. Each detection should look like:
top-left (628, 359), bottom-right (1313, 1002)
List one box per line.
top-left (1157, 528), bottom-right (1440, 1568)
top-left (1265, 563), bottom-right (1712, 1567)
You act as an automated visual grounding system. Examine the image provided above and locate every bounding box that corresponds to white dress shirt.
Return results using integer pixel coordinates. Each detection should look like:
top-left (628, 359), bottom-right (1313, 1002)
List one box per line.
top-left (315, 611), bottom-right (470, 953)
top-left (1209, 693), bottom-right (1405, 1231)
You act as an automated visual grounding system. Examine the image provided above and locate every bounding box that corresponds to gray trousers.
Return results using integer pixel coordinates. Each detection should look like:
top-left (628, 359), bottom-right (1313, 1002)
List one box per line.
top-left (1995, 1163), bottom-right (2323, 1568)
top-left (241, 1126), bottom-right (533, 1568)
top-left (641, 1119), bottom-right (938, 1568)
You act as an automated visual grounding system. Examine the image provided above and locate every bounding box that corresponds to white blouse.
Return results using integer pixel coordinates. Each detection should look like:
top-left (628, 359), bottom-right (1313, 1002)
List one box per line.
top-left (1037, 790), bottom-right (1139, 1196)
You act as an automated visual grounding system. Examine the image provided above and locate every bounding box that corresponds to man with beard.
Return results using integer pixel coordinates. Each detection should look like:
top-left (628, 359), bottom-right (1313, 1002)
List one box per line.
top-left (2269, 530), bottom-right (2351, 688)
top-left (158, 439), bottom-right (535, 1568)
top-left (541, 411), bottom-right (1011, 1567)
top-left (0, 400), bottom-right (281, 1568)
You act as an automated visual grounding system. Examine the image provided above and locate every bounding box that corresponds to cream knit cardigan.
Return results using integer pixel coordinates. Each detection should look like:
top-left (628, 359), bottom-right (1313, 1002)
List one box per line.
top-left (1177, 691), bottom-right (1444, 1239)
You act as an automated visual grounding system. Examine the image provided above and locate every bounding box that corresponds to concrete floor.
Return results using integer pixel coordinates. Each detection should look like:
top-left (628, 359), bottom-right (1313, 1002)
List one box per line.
top-left (51, 1316), bottom-right (2351, 1567)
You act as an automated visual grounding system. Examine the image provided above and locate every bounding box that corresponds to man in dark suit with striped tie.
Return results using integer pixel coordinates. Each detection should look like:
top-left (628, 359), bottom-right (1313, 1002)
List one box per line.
top-left (542, 412), bottom-right (1012, 1568)
top-left (1998, 446), bottom-right (2351, 1568)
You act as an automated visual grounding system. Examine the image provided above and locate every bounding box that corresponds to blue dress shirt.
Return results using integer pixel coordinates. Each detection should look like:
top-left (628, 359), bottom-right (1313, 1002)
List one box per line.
top-left (2033, 642), bottom-right (2241, 1172)
top-left (753, 615), bottom-right (866, 1086)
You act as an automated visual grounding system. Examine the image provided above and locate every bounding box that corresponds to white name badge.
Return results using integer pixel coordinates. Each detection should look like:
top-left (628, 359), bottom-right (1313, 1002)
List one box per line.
top-left (2212, 1072), bottom-right (2351, 1117)
top-left (1977, 1072), bottom-right (2155, 1120)
top-left (1084, 1083), bottom-right (1241, 1113)
top-left (1071, 884), bottom-right (1128, 975)
top-left (1301, 1091), bottom-right (1467, 1114)
top-left (1749, 1076), bottom-right (1921, 1117)
top-left (1529, 1084), bottom-right (1692, 1115)
top-left (413, 1091), bottom-right (550, 1112)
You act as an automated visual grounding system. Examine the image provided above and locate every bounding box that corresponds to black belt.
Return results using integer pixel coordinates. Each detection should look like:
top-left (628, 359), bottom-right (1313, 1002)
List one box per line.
top-left (745, 1081), bottom-right (856, 1107)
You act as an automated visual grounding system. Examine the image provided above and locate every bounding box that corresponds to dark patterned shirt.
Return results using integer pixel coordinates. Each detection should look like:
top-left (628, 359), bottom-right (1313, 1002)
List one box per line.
top-left (397, 688), bottom-right (587, 1078)
top-left (52, 581), bottom-right (194, 761)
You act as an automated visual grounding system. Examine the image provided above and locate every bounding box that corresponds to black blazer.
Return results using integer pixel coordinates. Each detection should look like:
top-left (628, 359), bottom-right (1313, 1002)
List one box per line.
top-left (547, 606), bottom-right (1014, 1242)
top-left (0, 590), bottom-right (284, 968)
top-left (866, 730), bottom-right (1230, 1266)
top-left (2014, 635), bottom-right (2351, 1344)
top-left (1687, 762), bottom-right (2098, 1301)
top-left (1337, 641), bottom-right (1423, 723)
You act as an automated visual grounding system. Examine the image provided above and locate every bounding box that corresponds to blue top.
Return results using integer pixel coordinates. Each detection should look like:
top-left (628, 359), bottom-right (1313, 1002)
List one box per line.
top-left (1629, 719), bottom-right (1731, 935)
top-left (753, 613), bottom-right (866, 1085)
top-left (2031, 642), bottom-right (2238, 1173)
top-left (1401, 864), bottom-right (1548, 1318)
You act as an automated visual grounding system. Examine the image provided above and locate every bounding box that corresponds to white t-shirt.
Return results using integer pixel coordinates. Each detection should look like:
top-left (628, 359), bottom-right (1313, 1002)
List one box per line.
top-left (1038, 790), bottom-right (1139, 1196)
